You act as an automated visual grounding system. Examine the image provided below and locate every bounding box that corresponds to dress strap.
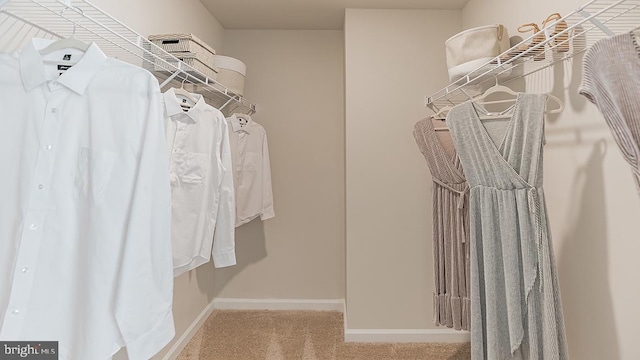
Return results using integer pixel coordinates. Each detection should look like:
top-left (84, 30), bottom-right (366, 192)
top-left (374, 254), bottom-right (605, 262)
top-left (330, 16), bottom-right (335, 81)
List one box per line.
top-left (528, 187), bottom-right (543, 293)
top-left (432, 178), bottom-right (469, 244)
top-left (432, 178), bottom-right (469, 209)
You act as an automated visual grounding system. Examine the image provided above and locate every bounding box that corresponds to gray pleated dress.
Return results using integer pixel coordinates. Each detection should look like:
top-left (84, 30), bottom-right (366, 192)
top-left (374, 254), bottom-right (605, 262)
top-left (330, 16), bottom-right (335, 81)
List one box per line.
top-left (413, 117), bottom-right (471, 331)
top-left (447, 93), bottom-right (568, 360)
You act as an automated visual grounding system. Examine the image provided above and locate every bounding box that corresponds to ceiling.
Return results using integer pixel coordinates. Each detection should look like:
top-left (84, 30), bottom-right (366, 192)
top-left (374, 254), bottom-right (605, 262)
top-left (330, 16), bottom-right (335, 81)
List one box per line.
top-left (200, 0), bottom-right (470, 30)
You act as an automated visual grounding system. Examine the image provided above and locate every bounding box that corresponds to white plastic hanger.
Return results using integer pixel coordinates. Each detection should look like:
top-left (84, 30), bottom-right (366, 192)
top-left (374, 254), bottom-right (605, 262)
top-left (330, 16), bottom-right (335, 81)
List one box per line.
top-left (472, 80), bottom-right (518, 120)
top-left (472, 77), bottom-right (564, 119)
top-left (39, 8), bottom-right (90, 60)
top-left (172, 76), bottom-right (199, 110)
top-left (431, 105), bottom-right (452, 131)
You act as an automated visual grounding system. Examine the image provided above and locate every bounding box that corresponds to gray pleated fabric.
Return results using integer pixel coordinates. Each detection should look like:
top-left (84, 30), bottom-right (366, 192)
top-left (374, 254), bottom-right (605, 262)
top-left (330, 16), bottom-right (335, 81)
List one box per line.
top-left (447, 93), bottom-right (568, 360)
top-left (413, 118), bottom-right (471, 331)
top-left (580, 31), bottom-right (640, 194)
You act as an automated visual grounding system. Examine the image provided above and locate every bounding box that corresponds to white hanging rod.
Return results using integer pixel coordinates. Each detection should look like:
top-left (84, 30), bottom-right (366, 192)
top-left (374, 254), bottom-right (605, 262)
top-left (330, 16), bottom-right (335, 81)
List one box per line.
top-left (424, 0), bottom-right (640, 111)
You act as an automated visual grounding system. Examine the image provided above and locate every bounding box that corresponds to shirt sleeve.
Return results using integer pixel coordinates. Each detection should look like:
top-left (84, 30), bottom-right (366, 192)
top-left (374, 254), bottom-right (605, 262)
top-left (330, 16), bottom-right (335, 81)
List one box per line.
top-left (260, 132), bottom-right (275, 221)
top-left (578, 43), bottom-right (598, 105)
top-left (212, 118), bottom-right (237, 268)
top-left (115, 82), bottom-right (175, 360)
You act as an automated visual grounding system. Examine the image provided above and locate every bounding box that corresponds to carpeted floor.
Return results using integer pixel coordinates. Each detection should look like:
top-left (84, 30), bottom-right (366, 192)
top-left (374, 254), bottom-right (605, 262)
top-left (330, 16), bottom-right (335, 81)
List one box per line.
top-left (177, 310), bottom-right (471, 360)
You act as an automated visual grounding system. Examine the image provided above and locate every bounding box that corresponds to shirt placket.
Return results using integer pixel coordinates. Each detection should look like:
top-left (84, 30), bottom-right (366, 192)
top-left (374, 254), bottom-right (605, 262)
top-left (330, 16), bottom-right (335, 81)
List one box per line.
top-left (0, 83), bottom-right (65, 337)
top-left (169, 117), bottom-right (188, 183)
top-left (238, 132), bottom-right (247, 177)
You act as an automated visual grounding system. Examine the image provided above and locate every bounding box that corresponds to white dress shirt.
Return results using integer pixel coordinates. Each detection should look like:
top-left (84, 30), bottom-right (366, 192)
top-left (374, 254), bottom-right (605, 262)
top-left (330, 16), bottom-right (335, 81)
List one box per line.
top-left (0, 39), bottom-right (174, 359)
top-left (226, 114), bottom-right (275, 227)
top-left (164, 88), bottom-right (236, 275)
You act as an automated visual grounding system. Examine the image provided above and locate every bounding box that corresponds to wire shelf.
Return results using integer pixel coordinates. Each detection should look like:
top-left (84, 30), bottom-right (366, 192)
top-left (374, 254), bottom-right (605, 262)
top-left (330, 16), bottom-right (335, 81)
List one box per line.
top-left (425, 0), bottom-right (640, 111)
top-left (0, 0), bottom-right (256, 115)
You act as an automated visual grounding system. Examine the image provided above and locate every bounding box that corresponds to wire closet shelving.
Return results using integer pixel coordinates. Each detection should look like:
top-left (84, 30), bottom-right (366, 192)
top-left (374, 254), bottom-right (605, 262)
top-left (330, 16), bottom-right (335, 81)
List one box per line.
top-left (425, 0), bottom-right (640, 111)
top-left (0, 0), bottom-right (256, 115)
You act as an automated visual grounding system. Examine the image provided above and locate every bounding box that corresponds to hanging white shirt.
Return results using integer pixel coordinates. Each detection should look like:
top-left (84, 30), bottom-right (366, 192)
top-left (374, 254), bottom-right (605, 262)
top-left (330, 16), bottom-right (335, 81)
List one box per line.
top-left (0, 39), bottom-right (174, 359)
top-left (164, 88), bottom-right (236, 275)
top-left (226, 114), bottom-right (275, 227)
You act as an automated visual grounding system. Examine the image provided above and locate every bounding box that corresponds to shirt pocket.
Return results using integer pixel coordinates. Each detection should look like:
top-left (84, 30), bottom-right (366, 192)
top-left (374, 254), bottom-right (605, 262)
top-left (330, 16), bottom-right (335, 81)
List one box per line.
top-left (74, 147), bottom-right (117, 206)
top-left (175, 152), bottom-right (210, 185)
top-left (241, 152), bottom-right (260, 172)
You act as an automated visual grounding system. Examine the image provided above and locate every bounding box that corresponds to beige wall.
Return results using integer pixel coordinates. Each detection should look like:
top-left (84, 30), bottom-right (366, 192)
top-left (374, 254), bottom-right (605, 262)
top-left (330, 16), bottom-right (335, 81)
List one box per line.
top-left (344, 9), bottom-right (462, 329)
top-left (214, 30), bottom-right (346, 299)
top-left (462, 1), bottom-right (640, 359)
top-left (92, 0), bottom-right (224, 51)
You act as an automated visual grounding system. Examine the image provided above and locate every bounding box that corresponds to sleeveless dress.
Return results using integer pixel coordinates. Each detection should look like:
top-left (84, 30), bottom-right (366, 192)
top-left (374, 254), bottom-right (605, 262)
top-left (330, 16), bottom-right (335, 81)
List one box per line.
top-left (446, 93), bottom-right (568, 360)
top-left (580, 31), bottom-right (640, 194)
top-left (413, 117), bottom-right (471, 331)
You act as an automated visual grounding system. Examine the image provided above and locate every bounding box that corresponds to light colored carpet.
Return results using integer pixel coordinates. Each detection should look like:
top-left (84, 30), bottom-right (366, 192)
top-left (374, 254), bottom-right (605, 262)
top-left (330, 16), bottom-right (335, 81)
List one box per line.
top-left (177, 310), bottom-right (471, 360)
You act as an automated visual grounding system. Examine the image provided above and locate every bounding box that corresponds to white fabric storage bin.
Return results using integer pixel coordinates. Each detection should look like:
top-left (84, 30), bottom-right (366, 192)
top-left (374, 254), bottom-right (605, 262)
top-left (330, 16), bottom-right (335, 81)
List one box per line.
top-left (445, 24), bottom-right (510, 82)
top-left (212, 55), bottom-right (246, 96)
top-left (148, 33), bottom-right (216, 66)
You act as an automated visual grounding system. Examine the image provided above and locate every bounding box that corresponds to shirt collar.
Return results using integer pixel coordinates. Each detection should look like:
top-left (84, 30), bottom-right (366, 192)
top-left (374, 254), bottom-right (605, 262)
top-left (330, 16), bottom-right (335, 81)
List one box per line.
top-left (228, 114), bottom-right (253, 134)
top-left (163, 88), bottom-right (208, 122)
top-left (19, 38), bottom-right (107, 95)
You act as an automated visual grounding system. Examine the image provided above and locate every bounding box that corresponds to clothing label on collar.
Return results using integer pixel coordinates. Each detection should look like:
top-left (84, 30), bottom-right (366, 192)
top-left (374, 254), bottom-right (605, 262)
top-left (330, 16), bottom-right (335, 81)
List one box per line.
top-left (57, 64), bottom-right (72, 77)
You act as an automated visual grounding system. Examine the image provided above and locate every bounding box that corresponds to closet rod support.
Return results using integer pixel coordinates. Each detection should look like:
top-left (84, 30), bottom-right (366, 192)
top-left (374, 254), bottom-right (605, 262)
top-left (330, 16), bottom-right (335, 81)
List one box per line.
top-left (159, 68), bottom-right (183, 89)
top-left (218, 97), bottom-right (235, 111)
top-left (578, 9), bottom-right (615, 36)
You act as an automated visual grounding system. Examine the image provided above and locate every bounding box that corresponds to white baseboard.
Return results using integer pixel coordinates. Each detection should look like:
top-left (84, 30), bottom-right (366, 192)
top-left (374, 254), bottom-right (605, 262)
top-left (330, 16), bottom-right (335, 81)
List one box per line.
top-left (344, 328), bottom-right (470, 343)
top-left (162, 301), bottom-right (216, 360)
top-left (163, 298), bottom-right (467, 360)
top-left (212, 298), bottom-right (345, 311)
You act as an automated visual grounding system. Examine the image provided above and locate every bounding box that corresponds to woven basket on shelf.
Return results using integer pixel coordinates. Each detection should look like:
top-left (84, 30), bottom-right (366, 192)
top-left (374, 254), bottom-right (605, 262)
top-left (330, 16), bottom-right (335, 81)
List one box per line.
top-left (147, 51), bottom-right (219, 81)
top-left (148, 33), bottom-right (217, 67)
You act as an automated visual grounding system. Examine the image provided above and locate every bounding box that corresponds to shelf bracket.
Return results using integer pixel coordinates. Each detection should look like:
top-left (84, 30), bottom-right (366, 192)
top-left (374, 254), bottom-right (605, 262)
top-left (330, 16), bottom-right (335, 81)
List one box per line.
top-left (159, 68), bottom-right (183, 89)
top-left (578, 9), bottom-right (615, 36)
top-left (218, 97), bottom-right (236, 111)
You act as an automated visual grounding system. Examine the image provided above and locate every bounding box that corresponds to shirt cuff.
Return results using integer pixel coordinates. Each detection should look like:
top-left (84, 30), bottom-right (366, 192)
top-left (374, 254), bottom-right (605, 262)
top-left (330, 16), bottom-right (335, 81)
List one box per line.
top-left (260, 208), bottom-right (275, 221)
top-left (125, 310), bottom-right (175, 360)
top-left (213, 249), bottom-right (237, 268)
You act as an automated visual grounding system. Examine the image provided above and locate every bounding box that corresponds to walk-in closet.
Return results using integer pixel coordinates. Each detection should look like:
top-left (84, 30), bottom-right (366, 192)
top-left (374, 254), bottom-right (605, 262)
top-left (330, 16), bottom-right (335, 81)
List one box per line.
top-left (0, 0), bottom-right (638, 359)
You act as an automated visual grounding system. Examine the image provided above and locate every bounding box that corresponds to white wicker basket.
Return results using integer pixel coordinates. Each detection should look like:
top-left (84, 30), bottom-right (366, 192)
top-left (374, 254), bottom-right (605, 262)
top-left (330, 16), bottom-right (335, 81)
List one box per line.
top-left (147, 52), bottom-right (219, 81)
top-left (212, 55), bottom-right (246, 96)
top-left (148, 33), bottom-right (216, 66)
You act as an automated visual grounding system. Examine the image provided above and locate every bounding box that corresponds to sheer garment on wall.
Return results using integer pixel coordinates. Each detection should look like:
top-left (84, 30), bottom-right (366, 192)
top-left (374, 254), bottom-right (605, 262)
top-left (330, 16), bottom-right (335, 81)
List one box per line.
top-left (447, 93), bottom-right (568, 360)
top-left (413, 118), bottom-right (470, 331)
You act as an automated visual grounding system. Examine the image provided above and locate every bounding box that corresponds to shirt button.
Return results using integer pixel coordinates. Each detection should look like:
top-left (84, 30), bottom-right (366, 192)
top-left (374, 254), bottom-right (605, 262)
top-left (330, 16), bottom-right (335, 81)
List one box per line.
top-left (11, 310), bottom-right (19, 315)
top-left (45, 145), bottom-right (53, 151)
top-left (51, 108), bottom-right (58, 113)
top-left (29, 224), bottom-right (37, 230)
top-left (38, 184), bottom-right (44, 190)
top-left (21, 267), bottom-right (29, 273)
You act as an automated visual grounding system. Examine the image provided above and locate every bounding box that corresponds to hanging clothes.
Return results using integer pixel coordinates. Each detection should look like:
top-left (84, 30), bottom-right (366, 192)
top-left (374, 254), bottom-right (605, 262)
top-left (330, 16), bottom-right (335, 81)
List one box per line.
top-left (226, 114), bottom-right (275, 227)
top-left (447, 93), bottom-right (568, 360)
top-left (413, 117), bottom-right (470, 331)
top-left (0, 38), bottom-right (174, 360)
top-left (580, 30), bottom-right (640, 194)
top-left (164, 88), bottom-right (236, 276)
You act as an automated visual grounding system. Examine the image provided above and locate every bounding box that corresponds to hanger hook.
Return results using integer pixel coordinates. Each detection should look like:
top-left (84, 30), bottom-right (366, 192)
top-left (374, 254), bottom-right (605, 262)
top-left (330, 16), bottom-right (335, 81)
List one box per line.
top-left (180, 74), bottom-right (188, 89)
top-left (71, 8), bottom-right (85, 38)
